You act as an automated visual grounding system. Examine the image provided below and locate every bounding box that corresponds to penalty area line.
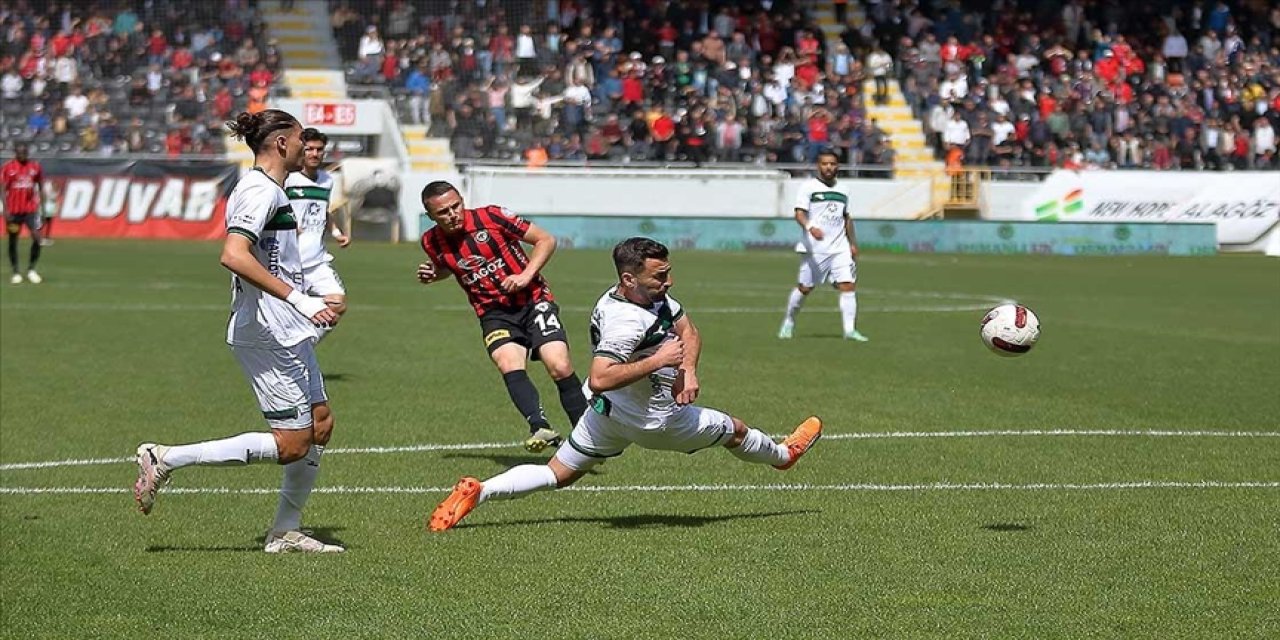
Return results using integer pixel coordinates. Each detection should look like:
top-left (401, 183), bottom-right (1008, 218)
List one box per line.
top-left (0, 481), bottom-right (1277, 496)
top-left (1, 430), bottom-right (1276, 471)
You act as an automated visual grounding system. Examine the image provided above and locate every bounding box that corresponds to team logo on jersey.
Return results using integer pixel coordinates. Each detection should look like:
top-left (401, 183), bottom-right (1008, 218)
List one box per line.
top-left (473, 230), bottom-right (490, 243)
top-left (289, 188), bottom-right (306, 198)
top-left (534, 302), bottom-right (550, 313)
top-left (457, 255), bottom-right (489, 271)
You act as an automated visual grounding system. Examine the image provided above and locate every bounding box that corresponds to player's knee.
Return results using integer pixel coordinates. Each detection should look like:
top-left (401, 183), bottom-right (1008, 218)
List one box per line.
top-left (797, 285), bottom-right (814, 295)
top-left (545, 359), bottom-right (575, 380)
top-left (312, 412), bottom-right (335, 446)
top-left (274, 433), bottom-right (312, 464)
top-left (722, 417), bottom-right (749, 448)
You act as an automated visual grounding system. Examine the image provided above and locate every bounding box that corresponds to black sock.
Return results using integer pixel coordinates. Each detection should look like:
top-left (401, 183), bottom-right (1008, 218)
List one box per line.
top-left (554, 373), bottom-right (588, 426)
top-left (7, 233), bottom-right (17, 272)
top-left (502, 370), bottom-right (550, 433)
top-left (41, 217), bottom-right (53, 238)
top-left (28, 240), bottom-right (41, 270)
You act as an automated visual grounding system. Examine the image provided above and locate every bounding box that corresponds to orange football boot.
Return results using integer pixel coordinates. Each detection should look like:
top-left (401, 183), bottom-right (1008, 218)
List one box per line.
top-left (773, 416), bottom-right (823, 470)
top-left (428, 477), bottom-right (483, 531)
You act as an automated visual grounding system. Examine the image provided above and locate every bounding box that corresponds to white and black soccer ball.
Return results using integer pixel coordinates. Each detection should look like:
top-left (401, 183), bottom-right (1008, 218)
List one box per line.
top-left (980, 303), bottom-right (1041, 357)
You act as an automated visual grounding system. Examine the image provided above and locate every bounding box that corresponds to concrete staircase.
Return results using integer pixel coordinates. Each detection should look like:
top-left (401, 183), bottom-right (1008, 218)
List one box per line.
top-left (401, 125), bottom-right (456, 172)
top-left (809, 1), bottom-right (867, 51)
top-left (260, 0), bottom-right (346, 99)
top-left (861, 79), bottom-right (945, 185)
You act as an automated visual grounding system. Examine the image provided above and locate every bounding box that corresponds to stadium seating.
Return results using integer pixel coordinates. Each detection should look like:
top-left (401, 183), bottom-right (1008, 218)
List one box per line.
top-left (336, 0), bottom-right (1277, 171)
top-left (0, 2), bottom-right (281, 156)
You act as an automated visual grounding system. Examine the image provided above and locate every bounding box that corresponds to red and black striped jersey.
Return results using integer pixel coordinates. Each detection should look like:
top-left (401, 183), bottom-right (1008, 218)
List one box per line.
top-left (420, 205), bottom-right (554, 317)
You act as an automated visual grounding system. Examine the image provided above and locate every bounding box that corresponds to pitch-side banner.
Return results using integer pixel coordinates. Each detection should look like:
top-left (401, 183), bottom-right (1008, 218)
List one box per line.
top-left (1023, 170), bottom-right (1280, 246)
top-left (41, 159), bottom-right (238, 240)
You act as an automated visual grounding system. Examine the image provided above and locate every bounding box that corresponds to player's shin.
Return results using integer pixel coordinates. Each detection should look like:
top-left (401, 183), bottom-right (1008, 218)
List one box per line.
top-left (502, 370), bottom-right (551, 432)
top-left (839, 291), bottom-right (858, 334)
top-left (478, 465), bottom-right (558, 502)
top-left (554, 373), bottom-right (588, 425)
top-left (272, 444), bottom-right (324, 534)
top-left (162, 432), bottom-right (280, 468)
top-left (727, 427), bottom-right (790, 466)
top-left (785, 288), bottom-right (806, 322)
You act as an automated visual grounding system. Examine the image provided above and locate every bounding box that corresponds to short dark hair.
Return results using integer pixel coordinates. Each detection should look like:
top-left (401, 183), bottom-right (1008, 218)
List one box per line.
top-left (815, 147), bottom-right (840, 163)
top-left (421, 180), bottom-right (459, 204)
top-left (612, 237), bottom-right (669, 276)
top-left (301, 128), bottom-right (328, 144)
top-left (225, 109), bottom-right (299, 153)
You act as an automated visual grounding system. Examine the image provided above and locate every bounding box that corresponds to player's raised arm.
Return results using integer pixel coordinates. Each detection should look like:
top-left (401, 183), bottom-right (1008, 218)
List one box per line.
top-left (588, 336), bottom-right (684, 394)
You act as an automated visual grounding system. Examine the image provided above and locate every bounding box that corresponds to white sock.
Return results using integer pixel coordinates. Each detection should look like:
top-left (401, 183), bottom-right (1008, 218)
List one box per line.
top-left (728, 427), bottom-right (790, 466)
top-left (784, 288), bottom-right (806, 323)
top-left (478, 465), bottom-right (558, 502)
top-left (272, 444), bottom-right (324, 534)
top-left (162, 432), bottom-right (278, 469)
top-left (839, 291), bottom-right (858, 334)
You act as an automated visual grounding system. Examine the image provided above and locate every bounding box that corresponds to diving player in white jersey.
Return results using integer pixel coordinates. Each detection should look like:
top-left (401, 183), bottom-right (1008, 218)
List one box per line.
top-left (132, 110), bottom-right (345, 553)
top-left (286, 128), bottom-right (350, 341)
top-left (779, 148), bottom-right (869, 342)
top-left (427, 237), bottom-right (824, 532)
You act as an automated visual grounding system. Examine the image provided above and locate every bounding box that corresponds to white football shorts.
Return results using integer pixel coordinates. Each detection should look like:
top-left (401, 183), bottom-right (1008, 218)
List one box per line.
top-left (554, 404), bottom-right (737, 471)
top-left (303, 262), bottom-right (346, 297)
top-left (796, 251), bottom-right (856, 287)
top-left (231, 341), bottom-right (328, 430)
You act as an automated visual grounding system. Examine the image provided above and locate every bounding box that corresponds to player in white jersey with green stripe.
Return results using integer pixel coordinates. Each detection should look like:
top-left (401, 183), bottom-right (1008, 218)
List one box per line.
top-left (426, 237), bottom-right (824, 532)
top-left (286, 128), bottom-right (350, 341)
top-left (779, 149), bottom-right (869, 342)
top-left (132, 110), bottom-right (345, 553)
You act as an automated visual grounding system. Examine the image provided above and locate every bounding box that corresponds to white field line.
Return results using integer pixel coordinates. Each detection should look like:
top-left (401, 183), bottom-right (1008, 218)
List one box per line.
top-left (0, 302), bottom-right (993, 314)
top-left (1, 430), bottom-right (1275, 472)
top-left (0, 481), bottom-right (1277, 496)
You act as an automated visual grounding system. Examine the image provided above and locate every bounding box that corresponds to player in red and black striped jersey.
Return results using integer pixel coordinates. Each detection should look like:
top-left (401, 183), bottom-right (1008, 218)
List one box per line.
top-left (417, 181), bottom-right (588, 453)
top-left (1, 143), bottom-right (45, 284)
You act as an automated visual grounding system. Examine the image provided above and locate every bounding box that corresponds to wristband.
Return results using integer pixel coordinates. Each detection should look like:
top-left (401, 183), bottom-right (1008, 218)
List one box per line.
top-left (286, 290), bottom-right (307, 306)
top-left (805, 222), bottom-right (818, 230)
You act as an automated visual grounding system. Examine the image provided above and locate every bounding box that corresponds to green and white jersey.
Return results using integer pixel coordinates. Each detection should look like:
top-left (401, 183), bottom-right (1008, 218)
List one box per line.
top-left (284, 169), bottom-right (335, 268)
top-left (794, 177), bottom-right (851, 255)
top-left (588, 287), bottom-right (686, 428)
top-left (224, 168), bottom-right (317, 349)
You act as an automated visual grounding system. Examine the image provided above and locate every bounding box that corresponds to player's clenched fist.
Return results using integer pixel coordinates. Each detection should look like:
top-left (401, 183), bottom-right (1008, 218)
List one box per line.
top-left (416, 261), bottom-right (439, 283)
top-left (653, 336), bottom-right (685, 367)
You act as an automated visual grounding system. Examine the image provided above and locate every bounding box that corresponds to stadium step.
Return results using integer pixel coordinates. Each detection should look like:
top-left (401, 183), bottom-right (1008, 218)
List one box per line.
top-left (860, 78), bottom-right (943, 180)
top-left (401, 126), bottom-right (457, 174)
top-left (261, 0), bottom-right (346, 88)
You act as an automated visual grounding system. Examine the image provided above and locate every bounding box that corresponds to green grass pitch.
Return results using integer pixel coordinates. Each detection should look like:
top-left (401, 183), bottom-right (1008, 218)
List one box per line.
top-left (2, 239), bottom-right (1278, 639)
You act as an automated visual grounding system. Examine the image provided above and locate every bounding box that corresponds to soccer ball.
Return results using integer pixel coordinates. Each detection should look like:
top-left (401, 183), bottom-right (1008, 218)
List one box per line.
top-left (980, 303), bottom-right (1041, 357)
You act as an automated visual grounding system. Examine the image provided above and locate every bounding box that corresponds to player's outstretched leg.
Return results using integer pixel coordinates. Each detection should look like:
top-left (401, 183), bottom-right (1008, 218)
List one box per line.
top-left (429, 464), bottom-right (560, 532)
top-left (429, 454), bottom-right (593, 532)
top-left (773, 416), bottom-right (823, 470)
top-left (132, 432), bottom-right (279, 515)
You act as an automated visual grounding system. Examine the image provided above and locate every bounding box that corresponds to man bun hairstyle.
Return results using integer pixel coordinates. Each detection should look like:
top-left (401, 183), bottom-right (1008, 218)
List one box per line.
top-left (226, 109), bottom-right (299, 153)
top-left (612, 237), bottom-right (669, 276)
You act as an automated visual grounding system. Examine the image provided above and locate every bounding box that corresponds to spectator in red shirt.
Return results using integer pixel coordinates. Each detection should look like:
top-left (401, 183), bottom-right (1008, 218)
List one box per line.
top-left (248, 62), bottom-right (274, 87)
top-left (1, 143), bottom-right (46, 284)
top-left (147, 29), bottom-right (168, 65)
top-left (212, 86), bottom-right (234, 120)
top-left (621, 72), bottom-right (645, 106)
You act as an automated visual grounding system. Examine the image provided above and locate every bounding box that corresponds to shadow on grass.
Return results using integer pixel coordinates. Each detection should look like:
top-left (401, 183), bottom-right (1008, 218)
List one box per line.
top-left (458, 509), bottom-right (819, 531)
top-left (981, 523), bottom-right (1032, 532)
top-left (441, 452), bottom-right (603, 476)
top-left (145, 526), bottom-right (349, 553)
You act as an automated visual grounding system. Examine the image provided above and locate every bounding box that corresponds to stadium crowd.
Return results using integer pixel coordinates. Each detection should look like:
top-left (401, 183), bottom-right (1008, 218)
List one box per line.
top-left (0, 0), bottom-right (280, 156)
top-left (1, 0), bottom-right (1276, 172)
top-left (342, 0), bottom-right (1279, 171)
